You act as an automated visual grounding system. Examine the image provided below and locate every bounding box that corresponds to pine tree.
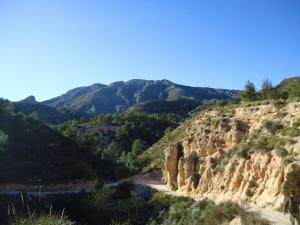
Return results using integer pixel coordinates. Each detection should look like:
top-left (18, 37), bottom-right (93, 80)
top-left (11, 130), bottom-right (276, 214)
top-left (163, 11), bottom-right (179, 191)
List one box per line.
top-left (240, 81), bottom-right (257, 101)
top-left (260, 79), bottom-right (272, 99)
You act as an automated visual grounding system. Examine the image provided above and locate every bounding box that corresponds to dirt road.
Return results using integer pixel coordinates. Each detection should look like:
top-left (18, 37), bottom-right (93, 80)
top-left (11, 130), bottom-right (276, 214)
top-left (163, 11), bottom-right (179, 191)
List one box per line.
top-left (130, 174), bottom-right (291, 225)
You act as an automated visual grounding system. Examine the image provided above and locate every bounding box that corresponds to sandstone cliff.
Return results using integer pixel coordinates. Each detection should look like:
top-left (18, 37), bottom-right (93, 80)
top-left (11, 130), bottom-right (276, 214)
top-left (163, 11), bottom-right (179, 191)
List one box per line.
top-left (163, 102), bottom-right (300, 208)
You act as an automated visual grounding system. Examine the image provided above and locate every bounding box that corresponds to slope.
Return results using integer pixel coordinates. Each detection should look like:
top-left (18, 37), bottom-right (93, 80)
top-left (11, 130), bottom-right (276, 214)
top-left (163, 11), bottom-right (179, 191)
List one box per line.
top-left (0, 99), bottom-right (95, 185)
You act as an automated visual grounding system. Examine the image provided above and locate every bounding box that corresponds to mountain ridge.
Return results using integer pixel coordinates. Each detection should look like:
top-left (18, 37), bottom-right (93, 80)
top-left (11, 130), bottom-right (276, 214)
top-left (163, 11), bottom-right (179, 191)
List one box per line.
top-left (42, 79), bottom-right (240, 115)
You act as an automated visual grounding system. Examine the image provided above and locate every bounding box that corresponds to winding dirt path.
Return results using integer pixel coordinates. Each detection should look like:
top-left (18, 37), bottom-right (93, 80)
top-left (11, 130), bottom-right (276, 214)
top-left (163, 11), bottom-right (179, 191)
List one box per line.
top-left (130, 174), bottom-right (291, 225)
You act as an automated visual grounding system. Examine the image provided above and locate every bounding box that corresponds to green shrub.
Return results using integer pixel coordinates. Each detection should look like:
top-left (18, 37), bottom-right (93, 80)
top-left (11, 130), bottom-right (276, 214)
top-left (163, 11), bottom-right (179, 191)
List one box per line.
top-left (202, 201), bottom-right (239, 225)
top-left (283, 127), bottom-right (300, 137)
top-left (274, 148), bottom-right (289, 158)
top-left (0, 129), bottom-right (8, 153)
top-left (12, 214), bottom-right (76, 225)
top-left (282, 154), bottom-right (296, 166)
top-left (253, 134), bottom-right (269, 150)
top-left (240, 211), bottom-right (270, 225)
top-left (236, 141), bottom-right (251, 159)
top-left (281, 118), bottom-right (300, 137)
top-left (262, 119), bottom-right (283, 134)
top-left (267, 136), bottom-right (286, 150)
top-left (110, 220), bottom-right (132, 225)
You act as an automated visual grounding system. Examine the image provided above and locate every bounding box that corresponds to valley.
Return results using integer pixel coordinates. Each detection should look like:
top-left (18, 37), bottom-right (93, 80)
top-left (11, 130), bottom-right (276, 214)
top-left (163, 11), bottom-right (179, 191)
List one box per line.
top-left (1, 77), bottom-right (300, 225)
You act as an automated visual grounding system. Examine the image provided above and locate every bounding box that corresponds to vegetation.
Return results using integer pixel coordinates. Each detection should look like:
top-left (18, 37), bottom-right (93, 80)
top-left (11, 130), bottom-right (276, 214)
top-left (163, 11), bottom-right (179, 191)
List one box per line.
top-left (240, 81), bottom-right (257, 102)
top-left (12, 214), bottom-right (76, 225)
top-left (1, 188), bottom-right (269, 225)
top-left (0, 129), bottom-right (8, 153)
top-left (56, 112), bottom-right (179, 179)
top-left (0, 99), bottom-right (95, 184)
top-left (14, 97), bottom-right (82, 125)
top-left (148, 198), bottom-right (269, 225)
top-left (240, 77), bottom-right (300, 102)
top-left (127, 98), bottom-right (200, 116)
top-left (140, 119), bottom-right (190, 172)
top-left (43, 79), bottom-right (239, 115)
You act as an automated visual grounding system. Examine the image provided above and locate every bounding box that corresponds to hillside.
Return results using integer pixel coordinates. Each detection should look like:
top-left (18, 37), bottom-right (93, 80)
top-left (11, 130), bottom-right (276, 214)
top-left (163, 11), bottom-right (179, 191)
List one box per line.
top-left (127, 98), bottom-right (200, 115)
top-left (275, 76), bottom-right (300, 91)
top-left (14, 96), bottom-right (82, 124)
top-left (57, 112), bottom-right (179, 179)
top-left (43, 79), bottom-right (239, 115)
top-left (143, 100), bottom-right (300, 208)
top-left (0, 99), bottom-right (95, 184)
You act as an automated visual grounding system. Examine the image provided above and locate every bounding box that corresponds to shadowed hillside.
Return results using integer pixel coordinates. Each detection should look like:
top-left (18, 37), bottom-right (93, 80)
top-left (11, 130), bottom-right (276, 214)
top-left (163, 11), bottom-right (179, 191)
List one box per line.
top-left (14, 96), bottom-right (82, 124)
top-left (0, 99), bottom-right (95, 184)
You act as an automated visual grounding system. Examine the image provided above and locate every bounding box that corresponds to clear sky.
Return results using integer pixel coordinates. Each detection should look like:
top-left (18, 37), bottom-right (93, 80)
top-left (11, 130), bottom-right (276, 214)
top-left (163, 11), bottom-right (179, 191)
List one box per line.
top-left (0, 0), bottom-right (300, 101)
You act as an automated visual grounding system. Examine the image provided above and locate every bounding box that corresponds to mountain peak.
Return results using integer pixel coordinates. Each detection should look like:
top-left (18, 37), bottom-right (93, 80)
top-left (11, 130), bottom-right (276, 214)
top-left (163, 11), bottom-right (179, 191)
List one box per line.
top-left (21, 95), bottom-right (37, 103)
top-left (160, 79), bottom-right (173, 85)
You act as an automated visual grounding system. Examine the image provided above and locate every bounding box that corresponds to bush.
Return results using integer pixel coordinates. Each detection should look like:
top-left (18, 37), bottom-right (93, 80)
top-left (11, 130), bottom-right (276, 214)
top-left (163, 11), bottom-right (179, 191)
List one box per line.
top-left (274, 148), bottom-right (289, 158)
top-left (262, 119), bottom-right (283, 134)
top-left (283, 127), bottom-right (300, 137)
top-left (282, 154), bottom-right (296, 166)
top-left (0, 129), bottom-right (8, 153)
top-left (267, 136), bottom-right (286, 150)
top-left (12, 214), bottom-right (76, 225)
top-left (281, 118), bottom-right (300, 137)
top-left (110, 220), bottom-right (132, 225)
top-left (236, 141), bottom-right (251, 159)
top-left (253, 134), bottom-right (269, 150)
top-left (202, 201), bottom-right (239, 225)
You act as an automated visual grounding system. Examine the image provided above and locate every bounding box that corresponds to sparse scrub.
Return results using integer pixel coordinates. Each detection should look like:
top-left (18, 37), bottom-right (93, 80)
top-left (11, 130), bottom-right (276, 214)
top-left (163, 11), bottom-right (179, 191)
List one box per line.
top-left (262, 119), bottom-right (283, 134)
top-left (267, 135), bottom-right (286, 150)
top-left (282, 118), bottom-right (300, 137)
top-left (236, 141), bottom-right (251, 159)
top-left (282, 153), bottom-right (297, 166)
top-left (283, 126), bottom-right (300, 137)
top-left (149, 199), bottom-right (270, 225)
top-left (253, 134), bottom-right (269, 150)
top-left (274, 148), bottom-right (289, 158)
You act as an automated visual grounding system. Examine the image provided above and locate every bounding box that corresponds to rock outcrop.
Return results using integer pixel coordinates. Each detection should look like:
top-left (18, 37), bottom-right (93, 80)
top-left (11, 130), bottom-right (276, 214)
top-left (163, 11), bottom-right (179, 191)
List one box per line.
top-left (163, 102), bottom-right (300, 208)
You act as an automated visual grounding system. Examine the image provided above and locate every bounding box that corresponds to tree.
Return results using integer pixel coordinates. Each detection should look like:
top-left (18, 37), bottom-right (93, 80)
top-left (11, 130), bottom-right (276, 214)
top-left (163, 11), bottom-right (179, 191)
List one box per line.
top-left (63, 126), bottom-right (79, 141)
top-left (29, 111), bottom-right (39, 120)
top-left (260, 79), bottom-right (272, 99)
top-left (82, 134), bottom-right (99, 154)
top-left (0, 99), bottom-right (14, 114)
top-left (102, 142), bottom-right (121, 162)
top-left (240, 81), bottom-right (257, 102)
top-left (131, 139), bottom-right (145, 155)
top-left (0, 130), bottom-right (8, 153)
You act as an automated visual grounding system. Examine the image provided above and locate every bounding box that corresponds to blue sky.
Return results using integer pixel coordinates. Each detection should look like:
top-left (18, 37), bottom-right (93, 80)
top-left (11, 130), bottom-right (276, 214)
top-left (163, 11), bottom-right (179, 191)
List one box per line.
top-left (0, 0), bottom-right (300, 101)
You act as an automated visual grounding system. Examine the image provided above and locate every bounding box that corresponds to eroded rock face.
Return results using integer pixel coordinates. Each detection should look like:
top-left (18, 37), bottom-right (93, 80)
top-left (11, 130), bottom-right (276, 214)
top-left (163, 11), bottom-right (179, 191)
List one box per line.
top-left (164, 103), bottom-right (300, 207)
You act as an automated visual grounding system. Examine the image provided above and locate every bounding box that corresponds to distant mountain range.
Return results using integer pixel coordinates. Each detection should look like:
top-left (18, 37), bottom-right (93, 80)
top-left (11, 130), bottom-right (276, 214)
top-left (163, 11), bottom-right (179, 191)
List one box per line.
top-left (11, 77), bottom-right (300, 124)
top-left (42, 79), bottom-right (239, 114)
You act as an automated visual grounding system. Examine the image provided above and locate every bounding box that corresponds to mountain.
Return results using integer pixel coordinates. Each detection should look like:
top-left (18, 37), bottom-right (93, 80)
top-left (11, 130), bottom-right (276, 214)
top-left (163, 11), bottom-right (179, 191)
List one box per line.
top-left (0, 99), bottom-right (95, 184)
top-left (43, 79), bottom-right (240, 115)
top-left (275, 76), bottom-right (300, 91)
top-left (14, 96), bottom-right (82, 124)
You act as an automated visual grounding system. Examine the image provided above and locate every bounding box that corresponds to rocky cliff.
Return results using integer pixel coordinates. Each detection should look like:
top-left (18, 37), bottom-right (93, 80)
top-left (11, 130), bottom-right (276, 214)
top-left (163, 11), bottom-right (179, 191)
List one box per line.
top-left (163, 102), bottom-right (300, 208)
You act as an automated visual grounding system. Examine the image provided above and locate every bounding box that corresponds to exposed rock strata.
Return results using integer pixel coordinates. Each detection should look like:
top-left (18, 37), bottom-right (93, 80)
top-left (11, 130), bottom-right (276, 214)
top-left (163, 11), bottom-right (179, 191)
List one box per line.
top-left (164, 103), bottom-right (300, 207)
